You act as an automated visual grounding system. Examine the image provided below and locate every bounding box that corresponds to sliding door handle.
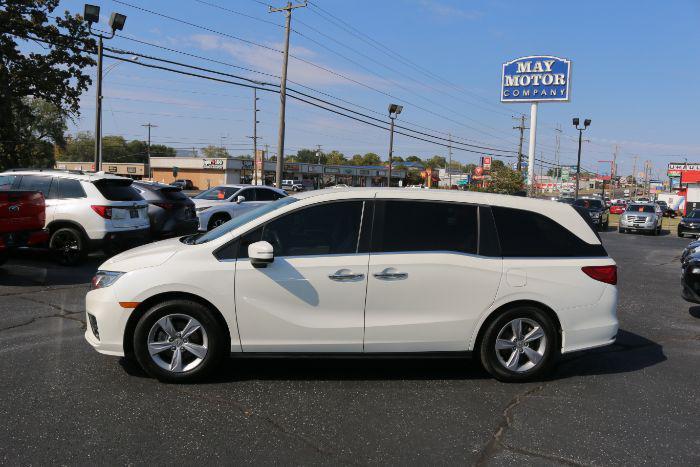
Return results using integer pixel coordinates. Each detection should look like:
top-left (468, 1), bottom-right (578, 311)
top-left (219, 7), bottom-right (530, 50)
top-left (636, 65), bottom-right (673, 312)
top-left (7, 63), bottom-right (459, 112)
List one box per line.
top-left (373, 268), bottom-right (408, 280)
top-left (328, 269), bottom-right (365, 282)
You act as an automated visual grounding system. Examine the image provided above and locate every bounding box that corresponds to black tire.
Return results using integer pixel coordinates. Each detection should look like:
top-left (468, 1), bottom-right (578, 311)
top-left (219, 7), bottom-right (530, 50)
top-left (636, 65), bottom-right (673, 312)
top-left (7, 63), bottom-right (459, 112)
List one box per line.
top-left (207, 213), bottom-right (230, 231)
top-left (619, 227), bottom-right (626, 234)
top-left (133, 299), bottom-right (227, 383)
top-left (603, 219), bottom-right (609, 230)
top-left (0, 250), bottom-right (8, 266)
top-left (679, 231), bottom-right (685, 238)
top-left (49, 227), bottom-right (86, 266)
top-left (479, 306), bottom-right (559, 383)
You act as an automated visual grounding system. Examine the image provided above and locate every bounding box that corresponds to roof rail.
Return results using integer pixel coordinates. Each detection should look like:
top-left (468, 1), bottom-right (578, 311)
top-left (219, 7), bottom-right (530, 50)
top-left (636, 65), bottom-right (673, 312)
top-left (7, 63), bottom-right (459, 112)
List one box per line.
top-left (5, 168), bottom-right (85, 175)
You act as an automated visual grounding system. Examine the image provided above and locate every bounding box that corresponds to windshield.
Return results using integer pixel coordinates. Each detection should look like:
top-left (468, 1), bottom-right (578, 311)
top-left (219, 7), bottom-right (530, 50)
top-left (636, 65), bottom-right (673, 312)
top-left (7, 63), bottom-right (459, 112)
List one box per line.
top-left (193, 186), bottom-right (241, 200)
top-left (193, 197), bottom-right (298, 244)
top-left (627, 204), bottom-right (655, 213)
top-left (573, 199), bottom-right (603, 209)
top-left (686, 210), bottom-right (700, 218)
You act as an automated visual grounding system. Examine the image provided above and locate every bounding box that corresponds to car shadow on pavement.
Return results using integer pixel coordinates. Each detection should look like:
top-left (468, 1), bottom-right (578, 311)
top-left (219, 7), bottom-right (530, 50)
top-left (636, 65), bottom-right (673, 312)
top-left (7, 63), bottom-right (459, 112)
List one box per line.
top-left (552, 329), bottom-right (665, 379)
top-left (0, 249), bottom-right (101, 287)
top-left (118, 330), bottom-right (664, 384)
top-left (119, 355), bottom-right (492, 382)
top-left (688, 306), bottom-right (700, 319)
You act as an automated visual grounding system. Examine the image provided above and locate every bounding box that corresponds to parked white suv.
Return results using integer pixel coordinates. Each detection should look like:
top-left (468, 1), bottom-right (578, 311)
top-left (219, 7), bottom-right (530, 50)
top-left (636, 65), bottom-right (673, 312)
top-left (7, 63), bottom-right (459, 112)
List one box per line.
top-left (192, 185), bottom-right (287, 231)
top-left (281, 179), bottom-right (304, 192)
top-left (85, 188), bottom-right (618, 382)
top-left (0, 170), bottom-right (149, 264)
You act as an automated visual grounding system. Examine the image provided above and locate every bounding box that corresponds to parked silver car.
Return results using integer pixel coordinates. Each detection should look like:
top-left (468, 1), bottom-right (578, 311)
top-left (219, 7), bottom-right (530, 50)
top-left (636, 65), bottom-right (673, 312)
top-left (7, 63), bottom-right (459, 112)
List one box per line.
top-left (618, 203), bottom-right (663, 235)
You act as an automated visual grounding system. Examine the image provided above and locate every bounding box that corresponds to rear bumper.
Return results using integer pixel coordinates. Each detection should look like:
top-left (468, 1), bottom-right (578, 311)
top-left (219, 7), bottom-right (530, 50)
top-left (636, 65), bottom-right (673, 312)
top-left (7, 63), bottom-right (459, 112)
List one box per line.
top-left (91, 228), bottom-right (150, 252)
top-left (0, 229), bottom-right (49, 250)
top-left (560, 285), bottom-right (619, 353)
top-left (155, 218), bottom-right (199, 238)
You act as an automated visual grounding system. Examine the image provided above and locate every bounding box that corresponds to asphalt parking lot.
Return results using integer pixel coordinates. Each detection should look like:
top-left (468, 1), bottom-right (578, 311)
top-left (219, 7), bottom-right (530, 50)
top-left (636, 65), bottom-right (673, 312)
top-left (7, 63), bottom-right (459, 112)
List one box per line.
top-left (0, 231), bottom-right (698, 465)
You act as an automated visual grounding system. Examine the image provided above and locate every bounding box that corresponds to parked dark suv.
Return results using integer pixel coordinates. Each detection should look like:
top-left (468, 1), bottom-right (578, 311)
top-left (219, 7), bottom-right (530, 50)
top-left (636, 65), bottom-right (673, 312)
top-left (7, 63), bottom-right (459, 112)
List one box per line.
top-left (573, 198), bottom-right (609, 230)
top-left (132, 182), bottom-right (199, 238)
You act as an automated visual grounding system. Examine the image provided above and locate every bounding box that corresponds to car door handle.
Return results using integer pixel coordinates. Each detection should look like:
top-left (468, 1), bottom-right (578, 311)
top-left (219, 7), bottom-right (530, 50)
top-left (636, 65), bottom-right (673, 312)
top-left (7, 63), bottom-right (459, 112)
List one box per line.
top-left (328, 269), bottom-right (365, 282)
top-left (373, 269), bottom-right (408, 280)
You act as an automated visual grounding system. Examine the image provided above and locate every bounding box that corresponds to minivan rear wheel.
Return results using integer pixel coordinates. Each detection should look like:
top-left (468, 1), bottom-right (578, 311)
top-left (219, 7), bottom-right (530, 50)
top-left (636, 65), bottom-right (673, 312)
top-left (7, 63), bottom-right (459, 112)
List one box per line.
top-left (133, 299), bottom-right (226, 382)
top-left (479, 306), bottom-right (559, 382)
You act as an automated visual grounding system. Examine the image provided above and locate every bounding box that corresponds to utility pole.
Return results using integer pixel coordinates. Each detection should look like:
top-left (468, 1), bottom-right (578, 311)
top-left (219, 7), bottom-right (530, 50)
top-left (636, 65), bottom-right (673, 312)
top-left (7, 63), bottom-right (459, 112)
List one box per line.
top-left (513, 115), bottom-right (527, 173)
top-left (316, 144), bottom-right (322, 163)
top-left (316, 144), bottom-right (322, 189)
top-left (631, 155), bottom-right (639, 196)
top-left (554, 124), bottom-right (562, 191)
top-left (248, 88), bottom-right (260, 185)
top-left (448, 133), bottom-right (452, 189)
top-left (612, 145), bottom-right (619, 197)
top-left (264, 143), bottom-right (269, 185)
top-left (269, 1), bottom-right (307, 188)
top-left (141, 123), bottom-right (157, 178)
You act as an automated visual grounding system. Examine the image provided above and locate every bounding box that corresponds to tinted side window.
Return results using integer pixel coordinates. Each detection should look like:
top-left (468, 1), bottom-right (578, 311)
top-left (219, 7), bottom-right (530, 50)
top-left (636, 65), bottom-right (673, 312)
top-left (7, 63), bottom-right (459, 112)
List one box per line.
top-left (17, 175), bottom-right (53, 197)
top-left (58, 179), bottom-right (86, 199)
top-left (0, 175), bottom-right (17, 190)
top-left (255, 188), bottom-right (277, 201)
top-left (238, 201), bottom-right (364, 258)
top-left (491, 206), bottom-right (607, 257)
top-left (237, 188), bottom-right (255, 201)
top-left (372, 201), bottom-right (477, 254)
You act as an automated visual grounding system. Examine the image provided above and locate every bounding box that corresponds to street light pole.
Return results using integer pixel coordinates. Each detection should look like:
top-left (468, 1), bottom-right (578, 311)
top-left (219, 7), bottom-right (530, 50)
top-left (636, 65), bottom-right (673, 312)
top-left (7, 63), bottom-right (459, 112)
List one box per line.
top-left (572, 117), bottom-right (591, 199)
top-left (83, 4), bottom-right (127, 172)
top-left (387, 103), bottom-right (403, 187)
top-left (269, 1), bottom-right (307, 189)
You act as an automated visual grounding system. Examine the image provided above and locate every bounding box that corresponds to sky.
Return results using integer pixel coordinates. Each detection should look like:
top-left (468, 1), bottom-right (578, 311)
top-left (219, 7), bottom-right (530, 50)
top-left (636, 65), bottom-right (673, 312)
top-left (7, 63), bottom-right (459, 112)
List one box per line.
top-left (33, 0), bottom-right (700, 178)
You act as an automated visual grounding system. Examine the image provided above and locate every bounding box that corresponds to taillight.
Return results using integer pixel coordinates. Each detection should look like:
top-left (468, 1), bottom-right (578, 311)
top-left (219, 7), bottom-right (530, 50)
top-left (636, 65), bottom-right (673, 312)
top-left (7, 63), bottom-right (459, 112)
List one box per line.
top-left (582, 265), bottom-right (617, 285)
top-left (91, 205), bottom-right (112, 219)
top-left (153, 202), bottom-right (175, 210)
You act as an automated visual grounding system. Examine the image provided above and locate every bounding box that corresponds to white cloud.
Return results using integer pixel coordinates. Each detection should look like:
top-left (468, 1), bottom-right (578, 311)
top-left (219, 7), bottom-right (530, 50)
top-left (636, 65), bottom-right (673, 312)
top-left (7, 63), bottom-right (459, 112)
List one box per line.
top-left (419, 0), bottom-right (482, 20)
top-left (189, 34), bottom-right (385, 88)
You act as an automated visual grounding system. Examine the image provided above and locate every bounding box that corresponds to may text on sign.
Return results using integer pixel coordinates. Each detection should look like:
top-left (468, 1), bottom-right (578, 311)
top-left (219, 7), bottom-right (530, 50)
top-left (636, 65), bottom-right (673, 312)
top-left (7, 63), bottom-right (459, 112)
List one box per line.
top-left (501, 56), bottom-right (571, 102)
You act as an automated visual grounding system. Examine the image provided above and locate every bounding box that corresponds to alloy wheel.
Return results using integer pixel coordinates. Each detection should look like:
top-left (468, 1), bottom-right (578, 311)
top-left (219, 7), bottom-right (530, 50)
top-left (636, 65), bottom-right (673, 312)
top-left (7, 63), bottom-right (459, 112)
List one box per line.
top-left (494, 318), bottom-right (547, 372)
top-left (147, 314), bottom-right (209, 373)
top-left (51, 230), bottom-right (81, 263)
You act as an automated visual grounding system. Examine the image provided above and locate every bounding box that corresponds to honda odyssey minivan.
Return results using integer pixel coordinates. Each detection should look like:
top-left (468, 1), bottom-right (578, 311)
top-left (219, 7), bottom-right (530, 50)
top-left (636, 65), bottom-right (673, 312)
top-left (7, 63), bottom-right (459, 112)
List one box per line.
top-left (85, 188), bottom-right (618, 383)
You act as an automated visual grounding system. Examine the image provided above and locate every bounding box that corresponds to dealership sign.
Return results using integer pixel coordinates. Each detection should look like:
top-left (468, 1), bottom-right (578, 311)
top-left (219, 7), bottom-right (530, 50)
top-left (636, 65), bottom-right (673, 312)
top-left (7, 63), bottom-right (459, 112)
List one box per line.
top-left (501, 56), bottom-right (571, 102)
top-left (202, 158), bottom-right (225, 169)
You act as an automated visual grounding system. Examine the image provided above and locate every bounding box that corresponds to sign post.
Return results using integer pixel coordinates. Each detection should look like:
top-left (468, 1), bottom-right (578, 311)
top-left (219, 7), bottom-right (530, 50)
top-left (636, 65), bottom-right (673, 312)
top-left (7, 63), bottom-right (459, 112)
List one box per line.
top-left (501, 55), bottom-right (572, 195)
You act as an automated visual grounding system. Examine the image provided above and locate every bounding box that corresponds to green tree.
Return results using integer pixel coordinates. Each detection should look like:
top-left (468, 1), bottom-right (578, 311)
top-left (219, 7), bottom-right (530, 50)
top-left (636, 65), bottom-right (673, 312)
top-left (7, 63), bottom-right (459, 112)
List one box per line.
top-left (59, 131), bottom-right (93, 162)
top-left (362, 152), bottom-right (382, 166)
top-left (201, 145), bottom-right (230, 158)
top-left (349, 154), bottom-right (364, 165)
top-left (0, 1), bottom-right (95, 170)
top-left (295, 148), bottom-right (323, 163)
top-left (488, 160), bottom-right (523, 194)
top-left (325, 150), bottom-right (346, 165)
top-left (11, 97), bottom-right (68, 168)
top-left (406, 155), bottom-right (423, 163)
top-left (425, 155), bottom-right (447, 169)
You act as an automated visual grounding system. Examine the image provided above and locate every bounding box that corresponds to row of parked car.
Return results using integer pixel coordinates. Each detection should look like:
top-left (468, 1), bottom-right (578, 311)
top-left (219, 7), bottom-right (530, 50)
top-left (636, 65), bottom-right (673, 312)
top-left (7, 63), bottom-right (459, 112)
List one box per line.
top-left (0, 170), bottom-right (291, 266)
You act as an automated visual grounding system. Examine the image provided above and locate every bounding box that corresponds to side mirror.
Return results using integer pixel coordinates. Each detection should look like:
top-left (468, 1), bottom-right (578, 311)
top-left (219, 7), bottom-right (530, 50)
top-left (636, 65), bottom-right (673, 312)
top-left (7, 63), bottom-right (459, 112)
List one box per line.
top-left (236, 195), bottom-right (246, 204)
top-left (248, 241), bottom-right (274, 268)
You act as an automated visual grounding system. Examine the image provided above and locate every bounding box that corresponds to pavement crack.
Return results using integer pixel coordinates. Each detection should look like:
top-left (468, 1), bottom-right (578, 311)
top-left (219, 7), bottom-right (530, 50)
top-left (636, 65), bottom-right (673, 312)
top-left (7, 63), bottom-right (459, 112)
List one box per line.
top-left (0, 295), bottom-right (86, 333)
top-left (473, 384), bottom-right (546, 466)
top-left (500, 442), bottom-right (587, 466)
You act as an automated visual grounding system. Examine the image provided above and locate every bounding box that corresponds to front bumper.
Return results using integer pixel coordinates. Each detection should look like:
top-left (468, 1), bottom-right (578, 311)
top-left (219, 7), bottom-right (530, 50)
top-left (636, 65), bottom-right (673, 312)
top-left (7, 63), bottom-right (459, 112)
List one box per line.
top-left (678, 224), bottom-right (700, 236)
top-left (85, 287), bottom-right (132, 356)
top-left (619, 218), bottom-right (656, 231)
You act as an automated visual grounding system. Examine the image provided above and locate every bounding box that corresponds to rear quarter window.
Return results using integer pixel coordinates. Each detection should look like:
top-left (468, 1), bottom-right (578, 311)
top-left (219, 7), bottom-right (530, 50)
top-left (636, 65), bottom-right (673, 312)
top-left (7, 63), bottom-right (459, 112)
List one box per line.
top-left (491, 206), bottom-right (606, 257)
top-left (93, 179), bottom-right (143, 201)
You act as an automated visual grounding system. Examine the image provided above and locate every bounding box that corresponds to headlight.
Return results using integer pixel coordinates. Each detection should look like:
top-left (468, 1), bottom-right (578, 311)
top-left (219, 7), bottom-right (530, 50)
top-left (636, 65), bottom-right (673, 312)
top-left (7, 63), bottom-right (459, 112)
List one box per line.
top-left (195, 206), bottom-right (210, 212)
top-left (691, 267), bottom-right (700, 274)
top-left (90, 271), bottom-right (124, 290)
top-left (591, 212), bottom-right (601, 218)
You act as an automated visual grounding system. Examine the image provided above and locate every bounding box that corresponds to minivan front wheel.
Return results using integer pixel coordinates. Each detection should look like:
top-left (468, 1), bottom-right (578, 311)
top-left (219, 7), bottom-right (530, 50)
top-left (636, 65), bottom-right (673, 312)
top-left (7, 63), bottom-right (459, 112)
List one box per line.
top-left (133, 299), bottom-right (226, 382)
top-left (479, 306), bottom-right (559, 382)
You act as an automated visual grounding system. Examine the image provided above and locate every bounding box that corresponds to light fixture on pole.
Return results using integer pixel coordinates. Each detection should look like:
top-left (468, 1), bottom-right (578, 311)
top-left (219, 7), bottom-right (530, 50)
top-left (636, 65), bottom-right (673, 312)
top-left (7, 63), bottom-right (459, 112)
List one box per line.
top-left (388, 103), bottom-right (403, 187)
top-left (572, 117), bottom-right (591, 199)
top-left (83, 4), bottom-right (127, 172)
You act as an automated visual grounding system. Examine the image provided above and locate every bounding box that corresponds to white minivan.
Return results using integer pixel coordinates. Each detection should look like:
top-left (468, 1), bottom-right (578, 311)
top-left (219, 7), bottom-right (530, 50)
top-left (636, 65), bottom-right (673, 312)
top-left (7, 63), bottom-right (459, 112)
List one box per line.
top-left (85, 188), bottom-right (618, 383)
